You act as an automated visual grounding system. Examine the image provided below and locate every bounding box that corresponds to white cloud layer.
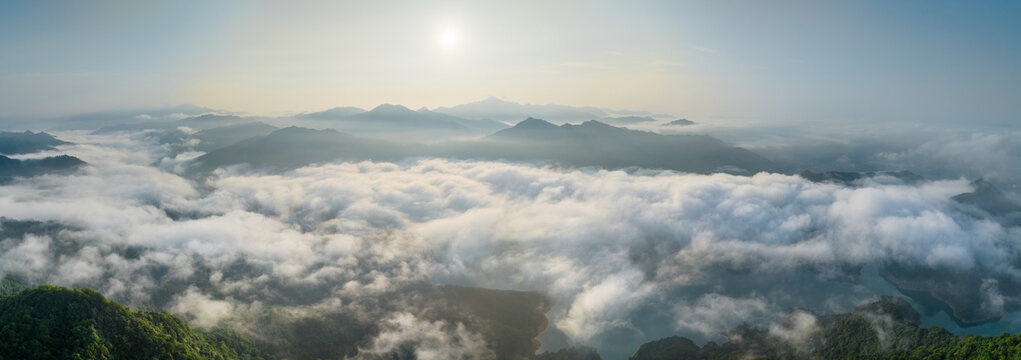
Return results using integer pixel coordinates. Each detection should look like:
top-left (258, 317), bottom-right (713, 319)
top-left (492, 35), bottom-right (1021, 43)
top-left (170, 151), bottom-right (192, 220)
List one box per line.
top-left (0, 131), bottom-right (1019, 357)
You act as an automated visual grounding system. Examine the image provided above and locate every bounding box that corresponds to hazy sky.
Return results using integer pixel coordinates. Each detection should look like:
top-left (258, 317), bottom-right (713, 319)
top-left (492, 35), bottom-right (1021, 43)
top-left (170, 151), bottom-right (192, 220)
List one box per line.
top-left (1, 1), bottom-right (1018, 124)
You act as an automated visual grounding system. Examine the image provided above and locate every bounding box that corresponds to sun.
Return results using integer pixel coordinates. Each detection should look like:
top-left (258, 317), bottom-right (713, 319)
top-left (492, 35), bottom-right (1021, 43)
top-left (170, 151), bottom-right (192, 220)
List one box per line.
top-left (438, 27), bottom-right (459, 50)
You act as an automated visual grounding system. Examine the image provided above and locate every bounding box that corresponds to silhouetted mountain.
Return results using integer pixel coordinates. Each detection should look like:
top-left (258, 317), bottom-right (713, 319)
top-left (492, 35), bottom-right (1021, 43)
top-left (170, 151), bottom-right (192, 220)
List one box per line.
top-left (193, 122), bottom-right (279, 152)
top-left (345, 104), bottom-right (468, 129)
top-left (192, 121), bottom-right (776, 175)
top-left (488, 118), bottom-right (633, 140)
top-left (466, 118), bottom-right (776, 174)
top-left (0, 131), bottom-right (70, 155)
top-left (0, 154), bottom-right (85, 183)
top-left (193, 126), bottom-right (417, 172)
top-left (664, 118), bottom-right (696, 126)
top-left (291, 104), bottom-right (505, 141)
top-left (484, 117), bottom-right (560, 139)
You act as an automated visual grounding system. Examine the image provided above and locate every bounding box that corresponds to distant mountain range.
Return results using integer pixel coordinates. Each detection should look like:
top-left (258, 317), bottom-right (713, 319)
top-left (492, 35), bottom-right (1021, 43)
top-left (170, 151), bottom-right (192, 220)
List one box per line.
top-left (36, 99), bottom-right (690, 143)
top-left (192, 118), bottom-right (775, 175)
top-left (294, 103), bottom-right (507, 141)
top-left (433, 96), bottom-right (675, 124)
top-left (0, 131), bottom-right (84, 183)
top-left (0, 131), bottom-right (70, 155)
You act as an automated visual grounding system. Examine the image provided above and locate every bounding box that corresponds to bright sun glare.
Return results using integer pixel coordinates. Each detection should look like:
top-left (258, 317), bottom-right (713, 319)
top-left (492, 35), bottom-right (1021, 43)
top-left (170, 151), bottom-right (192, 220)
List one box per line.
top-left (439, 27), bottom-right (459, 49)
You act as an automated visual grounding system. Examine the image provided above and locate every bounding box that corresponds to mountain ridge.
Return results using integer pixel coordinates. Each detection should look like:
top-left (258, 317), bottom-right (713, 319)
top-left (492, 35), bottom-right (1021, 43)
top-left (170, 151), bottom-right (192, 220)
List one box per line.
top-left (193, 119), bottom-right (776, 175)
top-left (0, 131), bottom-right (71, 155)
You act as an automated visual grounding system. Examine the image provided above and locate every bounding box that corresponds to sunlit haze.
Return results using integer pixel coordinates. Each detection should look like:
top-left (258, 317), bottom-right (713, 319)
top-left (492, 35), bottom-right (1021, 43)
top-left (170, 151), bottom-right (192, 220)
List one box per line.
top-left (439, 26), bottom-right (460, 50)
top-left (1, 2), bottom-right (1020, 360)
top-left (2, 1), bottom-right (1018, 125)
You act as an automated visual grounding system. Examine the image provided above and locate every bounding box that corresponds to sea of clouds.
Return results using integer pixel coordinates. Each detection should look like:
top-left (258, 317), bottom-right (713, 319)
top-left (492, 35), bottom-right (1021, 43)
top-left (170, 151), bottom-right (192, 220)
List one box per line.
top-left (1, 129), bottom-right (1019, 359)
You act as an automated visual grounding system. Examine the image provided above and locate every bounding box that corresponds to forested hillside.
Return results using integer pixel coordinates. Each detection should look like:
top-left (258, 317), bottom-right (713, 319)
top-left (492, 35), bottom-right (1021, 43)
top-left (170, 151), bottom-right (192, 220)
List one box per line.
top-left (0, 285), bottom-right (262, 360)
top-left (4, 285), bottom-right (1021, 360)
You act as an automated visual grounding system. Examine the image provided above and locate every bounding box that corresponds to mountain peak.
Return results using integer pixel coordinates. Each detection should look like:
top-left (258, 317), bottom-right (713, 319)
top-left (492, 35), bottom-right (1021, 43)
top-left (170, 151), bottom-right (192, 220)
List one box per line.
top-left (481, 96), bottom-right (513, 104)
top-left (370, 103), bottom-right (415, 113)
top-left (486, 117), bottom-right (558, 139)
top-left (559, 120), bottom-right (626, 134)
top-left (274, 125), bottom-right (315, 134)
top-left (578, 119), bottom-right (615, 128)
top-left (514, 117), bottom-right (557, 129)
top-left (0, 130), bottom-right (71, 155)
top-left (665, 118), bottom-right (696, 126)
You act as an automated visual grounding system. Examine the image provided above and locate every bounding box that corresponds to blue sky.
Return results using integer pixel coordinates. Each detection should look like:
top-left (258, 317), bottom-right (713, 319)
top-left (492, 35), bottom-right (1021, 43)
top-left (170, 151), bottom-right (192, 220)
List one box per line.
top-left (1, 0), bottom-right (1018, 124)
